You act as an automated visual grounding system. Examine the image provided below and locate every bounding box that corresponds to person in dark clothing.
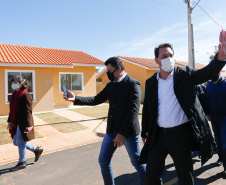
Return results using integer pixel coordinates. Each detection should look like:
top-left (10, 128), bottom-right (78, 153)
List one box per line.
top-left (64, 57), bottom-right (146, 185)
top-left (195, 84), bottom-right (208, 115)
top-left (140, 30), bottom-right (226, 185)
top-left (206, 73), bottom-right (226, 177)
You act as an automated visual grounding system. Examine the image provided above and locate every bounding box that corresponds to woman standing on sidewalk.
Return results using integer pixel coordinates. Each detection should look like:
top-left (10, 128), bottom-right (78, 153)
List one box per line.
top-left (7, 76), bottom-right (43, 172)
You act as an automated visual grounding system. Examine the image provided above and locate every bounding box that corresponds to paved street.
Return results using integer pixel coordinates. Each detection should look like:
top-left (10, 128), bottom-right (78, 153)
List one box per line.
top-left (0, 141), bottom-right (225, 185)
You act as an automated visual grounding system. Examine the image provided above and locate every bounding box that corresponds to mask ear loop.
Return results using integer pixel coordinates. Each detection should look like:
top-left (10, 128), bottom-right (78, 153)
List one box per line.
top-left (112, 61), bottom-right (121, 73)
top-left (20, 79), bottom-right (25, 84)
top-left (115, 61), bottom-right (122, 72)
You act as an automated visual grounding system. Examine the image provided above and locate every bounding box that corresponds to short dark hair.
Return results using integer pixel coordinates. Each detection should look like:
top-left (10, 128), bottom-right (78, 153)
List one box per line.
top-left (105, 57), bottom-right (125, 70)
top-left (154, 43), bottom-right (174, 58)
top-left (11, 76), bottom-right (29, 88)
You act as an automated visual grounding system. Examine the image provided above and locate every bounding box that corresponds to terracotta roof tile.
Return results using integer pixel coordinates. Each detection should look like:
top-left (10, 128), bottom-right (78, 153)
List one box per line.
top-left (0, 44), bottom-right (104, 66)
top-left (119, 56), bottom-right (158, 69)
top-left (174, 61), bottom-right (206, 69)
top-left (119, 56), bottom-right (206, 69)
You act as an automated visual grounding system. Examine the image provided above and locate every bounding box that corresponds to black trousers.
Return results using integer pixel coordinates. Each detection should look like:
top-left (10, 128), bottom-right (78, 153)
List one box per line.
top-left (146, 124), bottom-right (194, 185)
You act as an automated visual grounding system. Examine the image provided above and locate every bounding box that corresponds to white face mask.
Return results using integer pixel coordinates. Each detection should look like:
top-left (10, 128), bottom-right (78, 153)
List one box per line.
top-left (11, 83), bottom-right (20, 90)
top-left (160, 57), bottom-right (175, 72)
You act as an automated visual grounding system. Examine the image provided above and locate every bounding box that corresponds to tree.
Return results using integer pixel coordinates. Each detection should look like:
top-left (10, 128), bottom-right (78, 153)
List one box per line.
top-left (209, 47), bottom-right (218, 62)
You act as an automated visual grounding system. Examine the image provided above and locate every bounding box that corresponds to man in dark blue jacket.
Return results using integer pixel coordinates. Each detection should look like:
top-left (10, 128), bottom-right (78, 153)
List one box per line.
top-left (206, 73), bottom-right (226, 177)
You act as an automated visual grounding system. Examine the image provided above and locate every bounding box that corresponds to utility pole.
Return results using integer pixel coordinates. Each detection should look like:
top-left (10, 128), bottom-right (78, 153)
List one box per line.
top-left (186, 0), bottom-right (195, 69)
top-left (184, 0), bottom-right (200, 68)
top-left (214, 45), bottom-right (218, 53)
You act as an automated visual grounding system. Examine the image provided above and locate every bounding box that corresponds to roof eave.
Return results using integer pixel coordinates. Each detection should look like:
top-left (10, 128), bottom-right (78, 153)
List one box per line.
top-left (96, 68), bottom-right (107, 79)
top-left (0, 63), bottom-right (73, 68)
top-left (73, 63), bottom-right (105, 67)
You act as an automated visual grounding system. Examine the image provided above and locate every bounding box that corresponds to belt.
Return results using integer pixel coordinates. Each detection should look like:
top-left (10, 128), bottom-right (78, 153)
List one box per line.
top-left (157, 122), bottom-right (190, 133)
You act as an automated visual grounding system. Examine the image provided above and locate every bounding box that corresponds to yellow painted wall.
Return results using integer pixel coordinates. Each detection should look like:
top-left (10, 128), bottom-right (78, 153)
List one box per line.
top-left (121, 60), bottom-right (148, 90)
top-left (34, 68), bottom-right (54, 113)
top-left (0, 66), bottom-right (97, 116)
top-left (96, 84), bottom-right (106, 94)
top-left (0, 66), bottom-right (9, 116)
top-left (121, 60), bottom-right (148, 102)
top-left (146, 69), bottom-right (158, 79)
top-left (53, 66), bottom-right (97, 108)
top-left (102, 72), bottom-right (109, 84)
top-left (0, 67), bottom-right (54, 116)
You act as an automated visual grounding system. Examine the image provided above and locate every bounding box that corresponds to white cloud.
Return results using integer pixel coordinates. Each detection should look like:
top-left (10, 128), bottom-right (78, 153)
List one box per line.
top-left (107, 9), bottom-right (225, 69)
top-left (110, 22), bottom-right (187, 58)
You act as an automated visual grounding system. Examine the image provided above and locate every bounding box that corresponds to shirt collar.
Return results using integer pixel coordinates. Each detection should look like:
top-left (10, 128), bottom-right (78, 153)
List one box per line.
top-left (157, 70), bottom-right (174, 80)
top-left (117, 73), bottom-right (127, 83)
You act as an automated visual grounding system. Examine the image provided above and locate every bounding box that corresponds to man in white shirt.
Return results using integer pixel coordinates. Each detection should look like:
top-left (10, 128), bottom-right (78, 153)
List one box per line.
top-left (139, 30), bottom-right (226, 185)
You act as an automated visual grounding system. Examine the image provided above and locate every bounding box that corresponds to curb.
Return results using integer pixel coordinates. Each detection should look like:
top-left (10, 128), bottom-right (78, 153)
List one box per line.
top-left (0, 137), bottom-right (103, 166)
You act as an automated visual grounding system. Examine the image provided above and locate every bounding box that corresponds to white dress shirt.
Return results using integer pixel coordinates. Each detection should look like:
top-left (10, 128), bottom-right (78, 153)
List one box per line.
top-left (157, 70), bottom-right (189, 128)
top-left (117, 73), bottom-right (127, 82)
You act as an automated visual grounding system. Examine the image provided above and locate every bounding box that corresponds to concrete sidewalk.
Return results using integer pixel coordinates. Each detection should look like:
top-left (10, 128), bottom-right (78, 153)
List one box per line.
top-left (0, 107), bottom-right (107, 165)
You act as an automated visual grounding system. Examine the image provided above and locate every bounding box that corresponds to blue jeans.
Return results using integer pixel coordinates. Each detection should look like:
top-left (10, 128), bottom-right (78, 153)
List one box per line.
top-left (210, 115), bottom-right (226, 168)
top-left (98, 133), bottom-right (146, 185)
top-left (13, 125), bottom-right (36, 162)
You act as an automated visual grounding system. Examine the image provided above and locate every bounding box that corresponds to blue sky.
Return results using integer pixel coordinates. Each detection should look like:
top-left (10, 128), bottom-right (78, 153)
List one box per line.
top-left (1, 0), bottom-right (226, 68)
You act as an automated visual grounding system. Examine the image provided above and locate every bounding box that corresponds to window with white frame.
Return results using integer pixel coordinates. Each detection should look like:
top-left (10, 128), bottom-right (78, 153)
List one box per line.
top-left (59, 73), bottom-right (83, 92)
top-left (5, 70), bottom-right (36, 103)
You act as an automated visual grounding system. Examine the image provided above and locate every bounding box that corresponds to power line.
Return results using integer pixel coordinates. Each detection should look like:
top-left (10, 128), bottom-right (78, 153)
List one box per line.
top-left (197, 4), bottom-right (225, 30)
top-left (149, 0), bottom-right (209, 17)
top-left (149, 0), bottom-right (185, 12)
top-left (150, 0), bottom-right (225, 27)
top-left (191, 0), bottom-right (201, 10)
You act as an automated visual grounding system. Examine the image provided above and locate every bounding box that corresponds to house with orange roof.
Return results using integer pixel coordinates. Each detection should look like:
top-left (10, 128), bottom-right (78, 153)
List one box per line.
top-left (0, 44), bottom-right (104, 116)
top-left (96, 56), bottom-right (207, 102)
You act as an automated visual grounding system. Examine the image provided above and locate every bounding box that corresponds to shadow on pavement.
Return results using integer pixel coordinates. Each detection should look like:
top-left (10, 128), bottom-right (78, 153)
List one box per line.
top-left (114, 169), bottom-right (178, 185)
top-left (194, 163), bottom-right (223, 184)
top-left (115, 172), bottom-right (140, 185)
top-left (96, 132), bottom-right (105, 138)
top-left (0, 162), bottom-right (34, 175)
top-left (162, 163), bottom-right (178, 185)
top-left (162, 158), bottom-right (223, 185)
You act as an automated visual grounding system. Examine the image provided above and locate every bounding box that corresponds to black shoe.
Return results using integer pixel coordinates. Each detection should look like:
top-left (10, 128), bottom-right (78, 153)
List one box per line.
top-left (34, 146), bottom-right (43, 162)
top-left (216, 159), bottom-right (223, 166)
top-left (9, 161), bottom-right (26, 172)
top-left (222, 169), bottom-right (226, 178)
